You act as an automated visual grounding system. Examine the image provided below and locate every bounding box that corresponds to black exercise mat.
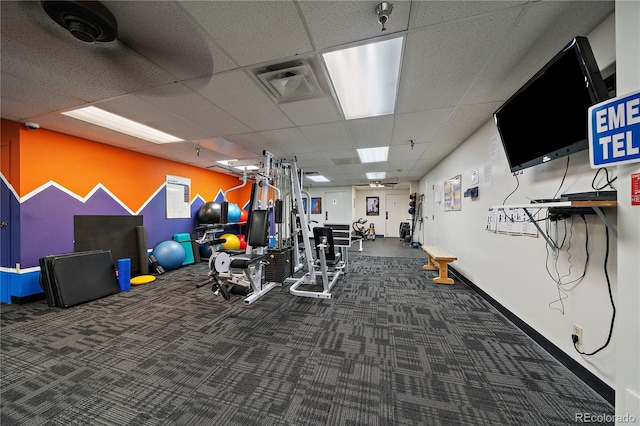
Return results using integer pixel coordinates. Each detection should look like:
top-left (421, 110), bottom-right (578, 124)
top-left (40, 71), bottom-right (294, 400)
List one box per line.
top-left (40, 250), bottom-right (120, 308)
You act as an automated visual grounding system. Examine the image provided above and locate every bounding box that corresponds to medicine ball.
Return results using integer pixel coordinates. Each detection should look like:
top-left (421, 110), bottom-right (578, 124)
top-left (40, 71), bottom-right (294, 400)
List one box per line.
top-left (220, 233), bottom-right (241, 250)
top-left (239, 209), bottom-right (249, 223)
top-left (227, 203), bottom-right (242, 223)
top-left (408, 207), bottom-right (415, 214)
top-left (198, 201), bottom-right (222, 224)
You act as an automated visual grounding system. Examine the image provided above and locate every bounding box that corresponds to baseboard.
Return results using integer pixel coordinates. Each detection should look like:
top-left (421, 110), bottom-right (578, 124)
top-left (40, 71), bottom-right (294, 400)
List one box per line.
top-left (449, 266), bottom-right (615, 406)
top-left (11, 292), bottom-right (46, 305)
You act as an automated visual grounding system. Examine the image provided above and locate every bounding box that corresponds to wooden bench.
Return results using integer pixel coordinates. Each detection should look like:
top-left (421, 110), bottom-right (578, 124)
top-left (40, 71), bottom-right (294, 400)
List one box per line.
top-left (422, 245), bottom-right (457, 285)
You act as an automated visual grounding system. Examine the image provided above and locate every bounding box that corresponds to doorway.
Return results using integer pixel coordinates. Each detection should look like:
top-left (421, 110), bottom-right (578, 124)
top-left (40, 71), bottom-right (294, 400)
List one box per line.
top-left (323, 190), bottom-right (349, 225)
top-left (385, 193), bottom-right (410, 238)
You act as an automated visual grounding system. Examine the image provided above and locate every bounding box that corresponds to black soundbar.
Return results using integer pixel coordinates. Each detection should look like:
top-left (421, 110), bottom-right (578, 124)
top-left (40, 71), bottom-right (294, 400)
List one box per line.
top-left (561, 191), bottom-right (617, 201)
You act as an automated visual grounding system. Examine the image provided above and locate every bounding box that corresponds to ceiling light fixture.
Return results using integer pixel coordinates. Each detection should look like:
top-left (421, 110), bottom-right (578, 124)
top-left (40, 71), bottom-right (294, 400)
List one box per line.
top-left (306, 175), bottom-right (330, 183)
top-left (62, 106), bottom-right (182, 144)
top-left (357, 146), bottom-right (389, 163)
top-left (217, 160), bottom-right (259, 171)
top-left (323, 37), bottom-right (403, 120)
top-left (366, 172), bottom-right (386, 180)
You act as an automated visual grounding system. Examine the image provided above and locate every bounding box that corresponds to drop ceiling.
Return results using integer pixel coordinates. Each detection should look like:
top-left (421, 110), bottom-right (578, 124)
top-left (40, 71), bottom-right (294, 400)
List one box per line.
top-left (1, 1), bottom-right (614, 188)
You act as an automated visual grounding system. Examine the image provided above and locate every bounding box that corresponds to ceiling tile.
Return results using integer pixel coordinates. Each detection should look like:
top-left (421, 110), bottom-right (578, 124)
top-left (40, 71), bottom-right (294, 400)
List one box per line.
top-left (299, 122), bottom-right (355, 151)
top-left (392, 109), bottom-right (453, 145)
top-left (136, 83), bottom-right (253, 136)
top-left (409, 1), bottom-right (527, 28)
top-left (388, 142), bottom-right (429, 161)
top-left (1, 0), bottom-right (616, 187)
top-left (397, 7), bottom-right (521, 113)
top-left (435, 102), bottom-right (503, 145)
top-left (188, 71), bottom-right (295, 131)
top-left (279, 96), bottom-right (342, 126)
top-left (259, 127), bottom-right (316, 155)
top-left (346, 115), bottom-right (395, 148)
top-left (462, 0), bottom-right (615, 105)
top-left (299, 1), bottom-right (411, 50)
top-left (105, 1), bottom-right (236, 79)
top-left (183, 1), bottom-right (313, 66)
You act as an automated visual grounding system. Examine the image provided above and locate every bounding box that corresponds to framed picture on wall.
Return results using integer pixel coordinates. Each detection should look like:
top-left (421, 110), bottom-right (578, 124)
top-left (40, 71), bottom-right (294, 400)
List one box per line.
top-left (444, 174), bottom-right (462, 211)
top-left (311, 197), bottom-right (322, 214)
top-left (366, 196), bottom-right (379, 216)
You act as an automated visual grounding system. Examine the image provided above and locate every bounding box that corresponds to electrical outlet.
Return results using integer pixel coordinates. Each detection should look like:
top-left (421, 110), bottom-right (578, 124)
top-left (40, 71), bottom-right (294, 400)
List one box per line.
top-left (572, 324), bottom-right (583, 345)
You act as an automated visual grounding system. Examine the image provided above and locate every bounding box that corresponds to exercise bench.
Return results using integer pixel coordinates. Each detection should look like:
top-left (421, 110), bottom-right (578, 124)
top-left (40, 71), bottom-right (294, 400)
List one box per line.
top-left (422, 245), bottom-right (457, 285)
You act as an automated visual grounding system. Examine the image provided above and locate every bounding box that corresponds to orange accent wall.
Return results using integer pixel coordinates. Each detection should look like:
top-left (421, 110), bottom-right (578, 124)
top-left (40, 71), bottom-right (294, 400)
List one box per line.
top-left (1, 119), bottom-right (21, 190)
top-left (6, 121), bottom-right (251, 210)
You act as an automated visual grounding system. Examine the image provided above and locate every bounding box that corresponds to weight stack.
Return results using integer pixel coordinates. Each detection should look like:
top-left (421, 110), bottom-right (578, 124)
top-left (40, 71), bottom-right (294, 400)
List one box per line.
top-left (265, 247), bottom-right (293, 283)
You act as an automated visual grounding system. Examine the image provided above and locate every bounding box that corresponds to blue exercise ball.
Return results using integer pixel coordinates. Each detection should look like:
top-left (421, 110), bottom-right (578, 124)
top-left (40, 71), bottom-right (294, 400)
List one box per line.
top-left (227, 202), bottom-right (241, 223)
top-left (153, 240), bottom-right (185, 270)
top-left (199, 243), bottom-right (212, 258)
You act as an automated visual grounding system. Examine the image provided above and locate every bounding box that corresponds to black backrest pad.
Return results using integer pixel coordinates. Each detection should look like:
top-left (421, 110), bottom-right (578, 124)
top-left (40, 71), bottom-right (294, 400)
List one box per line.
top-left (247, 209), bottom-right (269, 247)
top-left (313, 227), bottom-right (336, 260)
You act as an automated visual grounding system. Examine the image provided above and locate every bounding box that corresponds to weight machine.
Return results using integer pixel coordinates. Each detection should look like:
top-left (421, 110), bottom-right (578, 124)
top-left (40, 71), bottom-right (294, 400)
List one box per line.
top-left (283, 159), bottom-right (344, 299)
top-left (351, 218), bottom-right (367, 252)
top-left (197, 151), bottom-right (343, 302)
top-left (197, 152), bottom-right (285, 305)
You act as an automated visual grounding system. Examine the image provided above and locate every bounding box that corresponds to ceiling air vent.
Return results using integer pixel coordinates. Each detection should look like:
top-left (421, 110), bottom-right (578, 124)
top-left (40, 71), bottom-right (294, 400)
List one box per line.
top-left (252, 58), bottom-right (327, 104)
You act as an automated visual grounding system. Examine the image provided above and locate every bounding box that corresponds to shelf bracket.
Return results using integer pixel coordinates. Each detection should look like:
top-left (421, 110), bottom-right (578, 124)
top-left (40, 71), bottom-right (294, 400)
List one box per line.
top-left (592, 206), bottom-right (617, 238)
top-left (522, 208), bottom-right (558, 255)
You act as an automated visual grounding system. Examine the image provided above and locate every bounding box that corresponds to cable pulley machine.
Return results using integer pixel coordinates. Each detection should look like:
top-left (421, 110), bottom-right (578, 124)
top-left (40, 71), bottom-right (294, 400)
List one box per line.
top-left (283, 159), bottom-right (344, 299)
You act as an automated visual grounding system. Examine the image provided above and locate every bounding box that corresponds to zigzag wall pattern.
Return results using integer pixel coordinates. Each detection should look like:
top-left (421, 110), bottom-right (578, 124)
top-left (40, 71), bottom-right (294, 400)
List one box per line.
top-left (1, 119), bottom-right (252, 303)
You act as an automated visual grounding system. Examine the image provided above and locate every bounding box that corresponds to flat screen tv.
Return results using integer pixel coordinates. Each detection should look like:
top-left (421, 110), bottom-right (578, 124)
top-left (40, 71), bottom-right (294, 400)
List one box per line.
top-left (494, 36), bottom-right (610, 173)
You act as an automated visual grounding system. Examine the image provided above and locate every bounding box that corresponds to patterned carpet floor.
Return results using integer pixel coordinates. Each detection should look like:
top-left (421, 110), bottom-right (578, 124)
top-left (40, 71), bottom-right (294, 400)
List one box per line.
top-left (1, 255), bottom-right (613, 425)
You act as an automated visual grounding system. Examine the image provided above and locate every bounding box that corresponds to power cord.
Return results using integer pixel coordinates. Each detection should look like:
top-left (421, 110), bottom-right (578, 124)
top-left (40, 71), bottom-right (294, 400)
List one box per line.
top-left (552, 157), bottom-right (570, 199)
top-left (502, 172), bottom-right (520, 205)
top-left (591, 167), bottom-right (617, 191)
top-left (572, 220), bottom-right (615, 356)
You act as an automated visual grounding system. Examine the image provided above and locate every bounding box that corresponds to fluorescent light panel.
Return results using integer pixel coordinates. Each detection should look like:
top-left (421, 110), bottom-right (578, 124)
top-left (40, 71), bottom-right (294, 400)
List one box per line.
top-left (235, 165), bottom-right (260, 170)
top-left (357, 146), bottom-right (389, 163)
top-left (62, 106), bottom-right (182, 144)
top-left (366, 172), bottom-right (386, 179)
top-left (323, 37), bottom-right (403, 120)
top-left (217, 160), bottom-right (259, 171)
top-left (307, 175), bottom-right (330, 182)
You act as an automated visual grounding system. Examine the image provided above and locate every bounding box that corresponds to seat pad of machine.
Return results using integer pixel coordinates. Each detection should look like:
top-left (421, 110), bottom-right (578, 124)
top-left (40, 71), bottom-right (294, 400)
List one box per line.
top-left (230, 254), bottom-right (266, 269)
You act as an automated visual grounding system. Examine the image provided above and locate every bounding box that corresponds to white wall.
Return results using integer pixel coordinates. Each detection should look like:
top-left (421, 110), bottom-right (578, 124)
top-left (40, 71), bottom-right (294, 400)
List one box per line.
top-left (354, 187), bottom-right (412, 236)
top-left (420, 119), bottom-right (618, 386)
top-left (305, 185), bottom-right (413, 236)
top-left (614, 1), bottom-right (640, 422)
top-left (302, 10), bottom-right (639, 409)
top-left (303, 185), bottom-right (352, 225)
top-left (417, 14), bottom-right (637, 396)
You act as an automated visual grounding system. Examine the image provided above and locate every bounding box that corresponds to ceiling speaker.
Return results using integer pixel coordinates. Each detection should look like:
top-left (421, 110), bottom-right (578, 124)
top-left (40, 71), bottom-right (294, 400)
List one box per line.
top-left (41, 0), bottom-right (118, 43)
